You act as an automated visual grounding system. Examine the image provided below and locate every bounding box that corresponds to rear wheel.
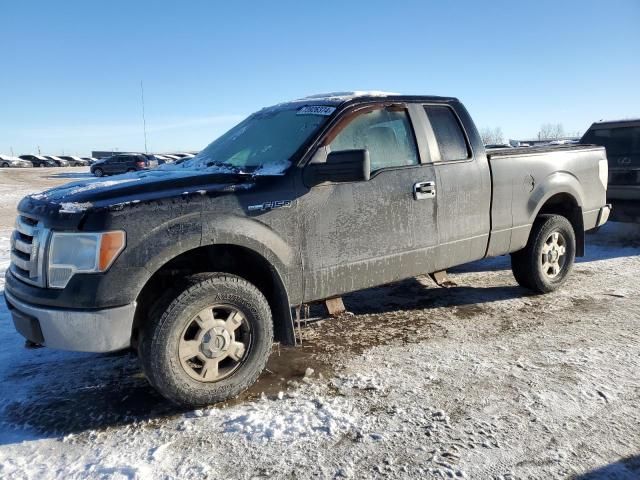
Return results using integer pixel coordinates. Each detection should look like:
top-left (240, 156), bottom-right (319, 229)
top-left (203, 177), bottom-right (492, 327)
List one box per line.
top-left (139, 273), bottom-right (273, 407)
top-left (1, 162), bottom-right (8, 168)
top-left (93, 167), bottom-right (104, 177)
top-left (511, 214), bottom-right (576, 293)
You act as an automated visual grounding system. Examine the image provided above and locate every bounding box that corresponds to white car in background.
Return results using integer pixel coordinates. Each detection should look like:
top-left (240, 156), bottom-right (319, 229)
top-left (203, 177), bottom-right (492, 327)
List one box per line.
top-left (0, 154), bottom-right (33, 168)
top-left (58, 155), bottom-right (90, 166)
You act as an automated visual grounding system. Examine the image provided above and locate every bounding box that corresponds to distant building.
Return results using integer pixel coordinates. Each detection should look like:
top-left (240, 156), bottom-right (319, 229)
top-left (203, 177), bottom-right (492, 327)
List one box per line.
top-left (92, 150), bottom-right (129, 159)
top-left (509, 136), bottom-right (580, 147)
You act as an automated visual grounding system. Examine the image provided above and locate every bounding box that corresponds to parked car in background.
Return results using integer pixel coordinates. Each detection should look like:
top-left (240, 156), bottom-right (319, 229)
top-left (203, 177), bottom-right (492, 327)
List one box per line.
top-left (58, 156), bottom-right (89, 166)
top-left (82, 157), bottom-right (99, 165)
top-left (0, 155), bottom-right (33, 168)
top-left (581, 119), bottom-right (640, 200)
top-left (90, 153), bottom-right (153, 177)
top-left (44, 156), bottom-right (70, 167)
top-left (484, 143), bottom-right (513, 149)
top-left (19, 154), bottom-right (57, 167)
top-left (144, 154), bottom-right (170, 165)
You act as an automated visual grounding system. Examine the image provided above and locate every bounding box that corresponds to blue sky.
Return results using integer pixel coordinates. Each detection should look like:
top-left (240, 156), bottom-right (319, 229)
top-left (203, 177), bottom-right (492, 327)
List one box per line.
top-left (1, 0), bottom-right (639, 156)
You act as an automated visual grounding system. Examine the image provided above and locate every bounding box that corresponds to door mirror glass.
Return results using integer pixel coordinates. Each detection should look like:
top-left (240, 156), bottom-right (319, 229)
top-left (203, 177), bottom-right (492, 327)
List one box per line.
top-left (304, 149), bottom-right (371, 186)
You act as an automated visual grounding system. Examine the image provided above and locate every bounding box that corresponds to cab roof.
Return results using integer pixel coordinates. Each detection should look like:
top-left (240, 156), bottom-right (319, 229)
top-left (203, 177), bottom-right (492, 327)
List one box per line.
top-left (261, 92), bottom-right (458, 114)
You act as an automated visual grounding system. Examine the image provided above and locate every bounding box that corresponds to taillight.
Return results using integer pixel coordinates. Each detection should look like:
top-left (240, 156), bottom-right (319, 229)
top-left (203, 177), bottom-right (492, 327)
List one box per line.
top-left (136, 161), bottom-right (145, 167)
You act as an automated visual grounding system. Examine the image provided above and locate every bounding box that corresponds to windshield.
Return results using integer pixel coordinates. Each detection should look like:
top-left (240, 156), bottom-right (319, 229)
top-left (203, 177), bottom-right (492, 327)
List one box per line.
top-left (160, 105), bottom-right (333, 175)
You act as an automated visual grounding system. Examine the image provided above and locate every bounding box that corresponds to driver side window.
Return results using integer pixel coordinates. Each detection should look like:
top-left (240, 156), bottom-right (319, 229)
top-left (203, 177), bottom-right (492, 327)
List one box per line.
top-left (329, 108), bottom-right (419, 172)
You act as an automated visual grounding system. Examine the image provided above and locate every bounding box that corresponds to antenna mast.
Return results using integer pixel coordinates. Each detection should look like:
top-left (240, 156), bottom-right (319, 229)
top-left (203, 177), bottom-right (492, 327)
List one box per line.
top-left (140, 80), bottom-right (148, 153)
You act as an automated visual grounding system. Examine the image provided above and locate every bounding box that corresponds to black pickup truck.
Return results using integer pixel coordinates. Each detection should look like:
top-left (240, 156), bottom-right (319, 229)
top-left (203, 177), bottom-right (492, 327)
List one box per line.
top-left (5, 92), bottom-right (611, 406)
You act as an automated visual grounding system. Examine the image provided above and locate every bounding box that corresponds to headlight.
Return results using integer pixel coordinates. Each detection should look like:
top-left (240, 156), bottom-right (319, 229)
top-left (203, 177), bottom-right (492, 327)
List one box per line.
top-left (47, 231), bottom-right (126, 288)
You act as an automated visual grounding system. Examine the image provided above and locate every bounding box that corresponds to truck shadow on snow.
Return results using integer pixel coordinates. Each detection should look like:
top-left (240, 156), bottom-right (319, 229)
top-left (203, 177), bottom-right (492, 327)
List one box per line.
top-left (573, 455), bottom-right (640, 479)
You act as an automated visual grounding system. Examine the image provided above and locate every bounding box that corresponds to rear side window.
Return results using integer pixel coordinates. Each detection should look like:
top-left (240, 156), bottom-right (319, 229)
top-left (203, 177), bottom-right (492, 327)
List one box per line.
top-left (424, 105), bottom-right (470, 161)
top-left (329, 108), bottom-right (419, 172)
top-left (583, 127), bottom-right (640, 156)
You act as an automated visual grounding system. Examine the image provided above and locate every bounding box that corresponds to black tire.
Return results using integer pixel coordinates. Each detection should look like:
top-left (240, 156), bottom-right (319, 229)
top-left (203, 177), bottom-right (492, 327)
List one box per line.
top-left (1, 162), bottom-right (9, 168)
top-left (511, 214), bottom-right (576, 293)
top-left (93, 167), bottom-right (104, 177)
top-left (39, 163), bottom-right (45, 168)
top-left (139, 273), bottom-right (273, 407)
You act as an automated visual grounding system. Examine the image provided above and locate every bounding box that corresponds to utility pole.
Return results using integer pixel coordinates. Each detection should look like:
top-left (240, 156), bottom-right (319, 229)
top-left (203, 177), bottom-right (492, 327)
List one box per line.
top-left (140, 81), bottom-right (148, 153)
top-left (37, 146), bottom-right (41, 155)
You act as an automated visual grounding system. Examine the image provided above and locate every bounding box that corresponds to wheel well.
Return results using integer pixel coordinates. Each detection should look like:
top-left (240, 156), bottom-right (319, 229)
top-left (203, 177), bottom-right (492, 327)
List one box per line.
top-left (132, 245), bottom-right (295, 347)
top-left (537, 193), bottom-right (584, 256)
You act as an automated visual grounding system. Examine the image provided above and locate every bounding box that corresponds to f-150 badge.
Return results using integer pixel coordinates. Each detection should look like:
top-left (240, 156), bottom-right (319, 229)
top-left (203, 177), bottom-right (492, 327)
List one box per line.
top-left (248, 200), bottom-right (293, 212)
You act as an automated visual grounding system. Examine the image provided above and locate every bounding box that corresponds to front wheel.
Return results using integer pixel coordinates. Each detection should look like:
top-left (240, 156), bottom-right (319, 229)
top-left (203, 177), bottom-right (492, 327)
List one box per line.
top-left (139, 273), bottom-right (273, 407)
top-left (93, 167), bottom-right (104, 177)
top-left (511, 214), bottom-right (576, 293)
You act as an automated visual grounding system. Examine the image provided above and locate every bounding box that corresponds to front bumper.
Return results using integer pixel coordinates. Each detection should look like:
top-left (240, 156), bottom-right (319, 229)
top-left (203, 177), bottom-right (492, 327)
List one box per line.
top-left (4, 290), bottom-right (135, 352)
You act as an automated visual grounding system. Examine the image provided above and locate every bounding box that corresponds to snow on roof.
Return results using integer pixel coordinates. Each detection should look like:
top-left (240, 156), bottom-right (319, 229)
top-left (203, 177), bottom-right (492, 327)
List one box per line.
top-left (0, 155), bottom-right (22, 161)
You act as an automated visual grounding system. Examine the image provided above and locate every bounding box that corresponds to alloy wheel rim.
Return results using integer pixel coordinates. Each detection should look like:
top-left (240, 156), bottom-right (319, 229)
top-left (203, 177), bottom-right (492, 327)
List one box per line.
top-left (541, 231), bottom-right (567, 279)
top-left (178, 304), bottom-right (252, 383)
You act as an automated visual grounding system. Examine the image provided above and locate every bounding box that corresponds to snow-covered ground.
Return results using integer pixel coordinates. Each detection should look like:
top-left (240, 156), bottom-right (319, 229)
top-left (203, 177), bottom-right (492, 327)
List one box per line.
top-left (0, 170), bottom-right (639, 479)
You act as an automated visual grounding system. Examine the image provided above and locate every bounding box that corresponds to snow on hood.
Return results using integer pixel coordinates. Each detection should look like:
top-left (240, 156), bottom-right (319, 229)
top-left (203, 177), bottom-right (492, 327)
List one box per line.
top-left (157, 154), bottom-right (291, 176)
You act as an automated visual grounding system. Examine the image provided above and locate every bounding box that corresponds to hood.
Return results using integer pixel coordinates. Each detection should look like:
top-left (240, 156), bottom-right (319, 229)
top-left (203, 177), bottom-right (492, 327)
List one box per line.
top-left (23, 169), bottom-right (256, 214)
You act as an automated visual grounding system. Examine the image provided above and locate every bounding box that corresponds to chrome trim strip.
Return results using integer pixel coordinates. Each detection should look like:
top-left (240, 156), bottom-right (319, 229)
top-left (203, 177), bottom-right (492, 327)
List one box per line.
top-left (13, 235), bottom-right (32, 255)
top-left (10, 252), bottom-right (31, 272)
top-left (15, 217), bottom-right (36, 237)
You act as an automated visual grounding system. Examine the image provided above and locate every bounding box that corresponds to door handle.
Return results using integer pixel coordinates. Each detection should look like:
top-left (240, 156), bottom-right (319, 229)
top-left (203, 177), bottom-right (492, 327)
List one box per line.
top-left (413, 181), bottom-right (436, 200)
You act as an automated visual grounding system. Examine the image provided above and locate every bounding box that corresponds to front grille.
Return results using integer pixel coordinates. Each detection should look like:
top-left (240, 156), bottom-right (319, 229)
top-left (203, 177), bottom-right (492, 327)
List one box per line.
top-left (9, 214), bottom-right (49, 287)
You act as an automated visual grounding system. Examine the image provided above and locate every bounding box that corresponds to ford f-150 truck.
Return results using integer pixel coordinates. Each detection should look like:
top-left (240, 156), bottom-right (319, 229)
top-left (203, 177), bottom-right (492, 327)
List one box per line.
top-left (5, 92), bottom-right (611, 406)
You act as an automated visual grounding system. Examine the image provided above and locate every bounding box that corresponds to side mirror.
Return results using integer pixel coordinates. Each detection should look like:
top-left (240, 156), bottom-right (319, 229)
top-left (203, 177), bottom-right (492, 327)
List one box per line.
top-left (304, 149), bottom-right (371, 186)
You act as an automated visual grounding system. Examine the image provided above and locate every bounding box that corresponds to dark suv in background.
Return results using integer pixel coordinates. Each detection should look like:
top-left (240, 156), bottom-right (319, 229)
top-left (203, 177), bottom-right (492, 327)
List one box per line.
top-left (581, 119), bottom-right (640, 222)
top-left (581, 119), bottom-right (640, 201)
top-left (90, 154), bottom-right (155, 177)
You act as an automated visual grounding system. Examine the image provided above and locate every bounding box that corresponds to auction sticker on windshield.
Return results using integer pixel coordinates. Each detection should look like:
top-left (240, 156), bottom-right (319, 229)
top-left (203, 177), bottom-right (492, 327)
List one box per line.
top-left (297, 105), bottom-right (336, 116)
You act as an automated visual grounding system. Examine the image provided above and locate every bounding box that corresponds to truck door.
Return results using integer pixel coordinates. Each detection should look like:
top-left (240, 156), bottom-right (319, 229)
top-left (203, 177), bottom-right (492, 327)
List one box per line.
top-left (421, 104), bottom-right (492, 269)
top-left (298, 104), bottom-right (439, 302)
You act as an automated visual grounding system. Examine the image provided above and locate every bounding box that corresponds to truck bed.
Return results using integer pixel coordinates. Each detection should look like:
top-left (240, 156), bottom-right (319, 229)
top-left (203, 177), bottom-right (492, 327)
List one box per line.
top-left (485, 144), bottom-right (607, 257)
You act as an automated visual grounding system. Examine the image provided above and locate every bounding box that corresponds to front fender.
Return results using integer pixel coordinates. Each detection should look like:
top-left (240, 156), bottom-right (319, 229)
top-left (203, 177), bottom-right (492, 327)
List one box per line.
top-left (201, 214), bottom-right (301, 304)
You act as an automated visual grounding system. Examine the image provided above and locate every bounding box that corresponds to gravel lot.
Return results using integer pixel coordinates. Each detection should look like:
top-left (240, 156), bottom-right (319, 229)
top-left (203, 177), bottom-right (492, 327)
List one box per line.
top-left (0, 168), bottom-right (638, 479)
